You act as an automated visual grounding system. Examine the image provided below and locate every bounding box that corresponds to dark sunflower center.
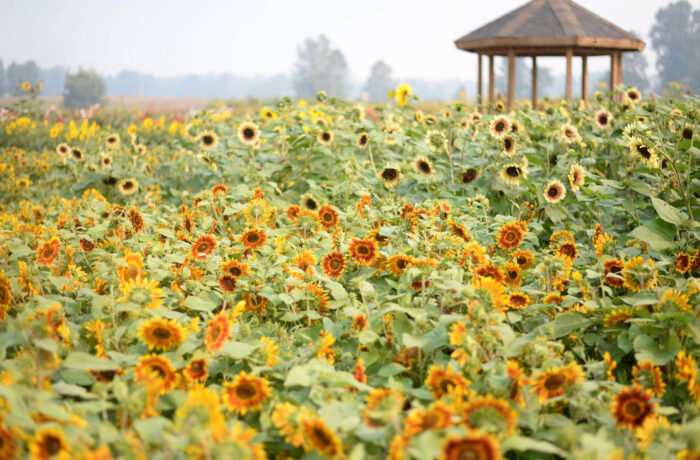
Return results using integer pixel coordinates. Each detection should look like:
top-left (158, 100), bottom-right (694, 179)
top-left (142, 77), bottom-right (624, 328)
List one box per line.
top-left (516, 256), bottom-right (527, 265)
top-left (210, 325), bottom-right (222, 340)
top-left (506, 166), bottom-right (520, 177)
top-left (305, 199), bottom-right (317, 210)
top-left (243, 128), bottom-right (255, 139)
top-left (422, 412), bottom-right (440, 429)
top-left (221, 276), bottom-right (236, 290)
top-left (504, 138), bottom-right (512, 150)
top-left (396, 259), bottom-right (408, 269)
top-left (454, 444), bottom-right (480, 460)
top-left (60, 146), bottom-right (68, 153)
top-left (512, 295), bottom-right (525, 306)
top-left (439, 378), bottom-right (455, 393)
top-left (495, 121), bottom-right (505, 131)
top-left (235, 382), bottom-right (257, 399)
top-left (636, 145), bottom-right (651, 159)
top-left (230, 267), bottom-right (242, 277)
top-left (565, 129), bottom-right (574, 138)
top-left (547, 186), bottom-right (559, 198)
top-left (682, 128), bottom-right (693, 139)
top-left (322, 212), bottom-right (333, 222)
top-left (599, 115), bottom-right (608, 125)
top-left (191, 361), bottom-right (204, 373)
top-left (359, 135), bottom-right (368, 145)
top-left (462, 169), bottom-right (477, 183)
top-left (508, 271), bottom-right (518, 279)
top-left (43, 245), bottom-right (55, 258)
top-left (418, 161), bottom-right (431, 173)
top-left (123, 181), bottom-right (134, 190)
top-left (505, 231), bottom-right (517, 242)
top-left (72, 150), bottom-right (82, 159)
top-left (544, 373), bottom-right (566, 391)
top-left (313, 427), bottom-right (332, 446)
top-left (45, 435), bottom-right (62, 455)
top-left (329, 258), bottom-right (341, 270)
top-left (322, 132), bottom-right (330, 141)
top-left (624, 400), bottom-right (643, 417)
top-left (197, 242), bottom-right (209, 253)
top-left (246, 233), bottom-right (260, 243)
top-left (152, 327), bottom-right (172, 340)
top-left (382, 168), bottom-right (398, 180)
top-left (151, 365), bottom-right (167, 378)
top-left (202, 135), bottom-right (214, 145)
top-left (357, 245), bottom-right (370, 255)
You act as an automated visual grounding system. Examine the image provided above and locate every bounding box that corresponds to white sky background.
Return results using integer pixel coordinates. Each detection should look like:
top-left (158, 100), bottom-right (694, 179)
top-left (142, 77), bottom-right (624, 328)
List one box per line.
top-left (0, 0), bottom-right (692, 83)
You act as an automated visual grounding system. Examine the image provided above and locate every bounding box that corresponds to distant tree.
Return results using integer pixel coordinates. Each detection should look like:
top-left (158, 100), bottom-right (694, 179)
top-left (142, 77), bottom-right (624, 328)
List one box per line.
top-left (0, 59), bottom-right (4, 96)
top-left (650, 0), bottom-right (700, 91)
top-left (364, 60), bottom-right (396, 101)
top-left (63, 69), bottom-right (106, 109)
top-left (497, 57), bottom-right (554, 99)
top-left (39, 66), bottom-right (67, 96)
top-left (292, 35), bottom-right (348, 98)
top-left (6, 60), bottom-right (40, 94)
top-left (622, 45), bottom-right (651, 93)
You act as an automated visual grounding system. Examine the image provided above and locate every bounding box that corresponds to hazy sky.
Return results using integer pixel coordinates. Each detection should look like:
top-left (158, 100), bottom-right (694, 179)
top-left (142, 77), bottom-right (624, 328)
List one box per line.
top-left (0, 0), bottom-right (690, 82)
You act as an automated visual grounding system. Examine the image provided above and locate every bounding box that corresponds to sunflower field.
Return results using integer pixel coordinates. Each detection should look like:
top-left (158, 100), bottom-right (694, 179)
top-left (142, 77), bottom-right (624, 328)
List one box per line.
top-left (0, 84), bottom-right (699, 460)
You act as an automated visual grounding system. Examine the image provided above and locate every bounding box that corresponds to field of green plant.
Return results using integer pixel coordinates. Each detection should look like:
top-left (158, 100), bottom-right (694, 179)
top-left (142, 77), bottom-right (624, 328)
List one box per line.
top-left (0, 83), bottom-right (699, 460)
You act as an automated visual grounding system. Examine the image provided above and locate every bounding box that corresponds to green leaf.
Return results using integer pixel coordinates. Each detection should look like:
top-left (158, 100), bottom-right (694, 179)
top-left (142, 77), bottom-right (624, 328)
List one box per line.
top-left (502, 436), bottom-right (568, 457)
top-left (284, 365), bottom-right (314, 387)
top-left (549, 313), bottom-right (592, 338)
top-left (63, 352), bottom-right (120, 371)
top-left (630, 219), bottom-right (676, 251)
top-left (182, 295), bottom-right (216, 311)
top-left (634, 333), bottom-right (681, 365)
top-left (651, 197), bottom-right (682, 225)
top-left (133, 417), bottom-right (168, 444)
top-left (218, 341), bottom-right (256, 359)
top-left (326, 280), bottom-right (349, 300)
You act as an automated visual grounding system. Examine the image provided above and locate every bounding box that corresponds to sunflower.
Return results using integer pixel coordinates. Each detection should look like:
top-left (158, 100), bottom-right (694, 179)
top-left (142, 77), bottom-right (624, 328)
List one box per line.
top-left (183, 357), bottom-right (209, 383)
top-left (403, 401), bottom-right (454, 438)
top-left (241, 228), bottom-right (267, 250)
top-left (362, 388), bottom-right (405, 428)
top-left (221, 259), bottom-right (249, 279)
top-left (378, 164), bottom-right (402, 187)
top-left (118, 252), bottom-right (144, 285)
top-left (612, 385), bottom-right (656, 428)
top-left (629, 138), bottom-right (657, 167)
top-left (56, 143), bottom-right (69, 157)
top-left (508, 291), bottom-right (530, 309)
top-left (191, 235), bottom-right (217, 260)
top-left (510, 249), bottom-right (533, 270)
top-left (490, 116), bottom-right (510, 138)
top-left (426, 130), bottom-right (448, 152)
top-left (218, 274), bottom-right (237, 292)
top-left (292, 250), bottom-right (316, 277)
top-left (356, 132), bottom-right (370, 148)
top-left (595, 109), bottom-right (612, 128)
top-left (244, 197), bottom-right (272, 227)
top-left (460, 242), bottom-right (487, 268)
top-left (460, 394), bottom-right (518, 436)
top-left (322, 251), bottom-right (346, 279)
top-left (204, 312), bottom-right (231, 354)
top-left (316, 130), bottom-right (333, 146)
top-left (426, 364), bottom-right (471, 398)
top-left (494, 100), bottom-right (505, 112)
top-left (29, 426), bottom-right (70, 460)
top-left (659, 289), bottom-right (691, 312)
top-left (301, 415), bottom-right (344, 457)
top-left (222, 371), bottom-right (271, 415)
top-left (461, 168), bottom-right (478, 184)
top-left (496, 221), bottom-right (525, 250)
top-left (118, 178), bottom-right (139, 195)
top-left (625, 88), bottom-right (642, 103)
top-left (675, 252), bottom-right (691, 274)
top-left (238, 122), bottom-right (260, 145)
top-left (138, 316), bottom-right (187, 351)
top-left (36, 237), bottom-right (61, 266)
top-left (632, 361), bottom-right (666, 398)
top-left (120, 276), bottom-right (164, 310)
top-left (175, 386), bottom-right (226, 440)
top-left (0, 271), bottom-right (13, 308)
top-left (135, 144), bottom-right (147, 154)
top-left (100, 154), bottom-right (113, 169)
top-left (556, 242), bottom-right (578, 261)
top-left (317, 205), bottom-right (339, 229)
top-left (395, 83), bottom-right (412, 106)
top-left (500, 164), bottom-right (523, 186)
top-left (561, 124), bottom-right (579, 143)
top-left (622, 257), bottom-right (657, 292)
top-left (134, 354), bottom-right (177, 393)
top-left (105, 133), bottom-right (120, 148)
top-left (441, 431), bottom-right (501, 460)
top-left (568, 164), bottom-right (585, 192)
top-left (503, 263), bottom-right (523, 288)
top-left (635, 415), bottom-right (672, 451)
top-left (472, 276), bottom-right (508, 311)
top-left (414, 156), bottom-right (434, 177)
top-left (71, 147), bottom-right (85, 161)
top-left (286, 205), bottom-right (302, 221)
top-left (543, 180), bottom-right (566, 204)
top-left (531, 363), bottom-right (583, 402)
top-left (502, 136), bottom-right (516, 155)
top-left (261, 107), bottom-right (278, 120)
top-left (301, 193), bottom-right (319, 210)
top-left (348, 237), bottom-right (378, 266)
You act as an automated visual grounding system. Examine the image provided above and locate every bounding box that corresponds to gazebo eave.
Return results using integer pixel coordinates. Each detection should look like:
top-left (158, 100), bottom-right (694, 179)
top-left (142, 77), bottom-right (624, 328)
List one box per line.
top-left (454, 36), bottom-right (645, 54)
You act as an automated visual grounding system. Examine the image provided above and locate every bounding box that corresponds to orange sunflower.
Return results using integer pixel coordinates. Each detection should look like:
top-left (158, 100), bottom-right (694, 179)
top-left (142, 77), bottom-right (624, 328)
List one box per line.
top-left (348, 237), bottom-right (378, 266)
top-left (322, 251), bottom-right (346, 279)
top-left (362, 388), bottom-right (405, 428)
top-left (183, 357), bottom-right (209, 383)
top-left (241, 228), bottom-right (267, 250)
top-left (29, 426), bottom-right (70, 460)
top-left (460, 394), bottom-right (518, 436)
top-left (512, 249), bottom-right (534, 270)
top-left (441, 430), bottom-right (501, 460)
top-left (191, 235), bottom-right (217, 260)
top-left (507, 291), bottom-right (531, 310)
top-left (301, 415), bottom-right (344, 458)
top-left (426, 364), bottom-right (471, 398)
top-left (138, 316), bottom-right (187, 351)
top-left (221, 371), bottom-right (271, 415)
top-left (496, 221), bottom-right (525, 250)
top-left (317, 205), bottom-right (339, 229)
top-left (134, 354), bottom-right (177, 393)
top-left (218, 274), bottom-right (237, 293)
top-left (36, 237), bottom-right (60, 266)
top-left (403, 401), bottom-right (454, 438)
top-left (531, 362), bottom-right (584, 403)
top-left (221, 259), bottom-right (250, 279)
top-left (204, 312), bottom-right (231, 354)
top-left (611, 385), bottom-right (656, 429)
top-left (388, 254), bottom-right (414, 277)
top-left (602, 258), bottom-right (625, 287)
top-left (118, 252), bottom-right (144, 285)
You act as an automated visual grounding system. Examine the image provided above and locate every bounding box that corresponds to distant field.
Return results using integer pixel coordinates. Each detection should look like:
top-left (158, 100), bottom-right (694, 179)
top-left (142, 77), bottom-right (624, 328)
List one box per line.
top-left (0, 95), bottom-right (212, 110)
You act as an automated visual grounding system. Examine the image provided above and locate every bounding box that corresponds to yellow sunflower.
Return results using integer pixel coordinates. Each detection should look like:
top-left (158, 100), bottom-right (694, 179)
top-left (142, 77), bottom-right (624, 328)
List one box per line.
top-left (138, 316), bottom-right (187, 351)
top-left (222, 371), bottom-right (271, 415)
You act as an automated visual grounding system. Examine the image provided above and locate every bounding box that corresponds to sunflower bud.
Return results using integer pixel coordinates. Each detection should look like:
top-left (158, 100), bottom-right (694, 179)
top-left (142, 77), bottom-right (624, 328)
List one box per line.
top-left (316, 91), bottom-right (327, 102)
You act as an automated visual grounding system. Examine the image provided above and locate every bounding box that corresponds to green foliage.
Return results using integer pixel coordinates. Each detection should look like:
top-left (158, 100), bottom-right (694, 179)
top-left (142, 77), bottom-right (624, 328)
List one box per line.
top-left (62, 68), bottom-right (106, 109)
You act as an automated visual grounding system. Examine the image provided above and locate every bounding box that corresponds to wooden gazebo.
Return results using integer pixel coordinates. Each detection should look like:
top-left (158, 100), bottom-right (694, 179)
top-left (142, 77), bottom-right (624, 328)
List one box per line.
top-left (454, 0), bottom-right (645, 109)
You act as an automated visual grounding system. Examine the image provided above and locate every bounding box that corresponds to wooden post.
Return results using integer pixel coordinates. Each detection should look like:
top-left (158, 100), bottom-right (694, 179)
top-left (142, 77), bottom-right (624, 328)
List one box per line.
top-left (582, 55), bottom-right (588, 106)
top-left (531, 56), bottom-right (537, 109)
top-left (488, 55), bottom-right (495, 109)
top-left (477, 54), bottom-right (483, 108)
top-left (610, 53), bottom-right (616, 91)
top-left (616, 52), bottom-right (623, 87)
top-left (565, 48), bottom-right (573, 100)
top-left (507, 49), bottom-right (515, 110)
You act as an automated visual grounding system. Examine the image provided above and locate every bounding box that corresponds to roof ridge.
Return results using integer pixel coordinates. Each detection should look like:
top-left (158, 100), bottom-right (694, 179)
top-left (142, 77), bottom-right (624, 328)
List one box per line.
top-left (496, 0), bottom-right (546, 36)
top-left (548, 0), bottom-right (584, 36)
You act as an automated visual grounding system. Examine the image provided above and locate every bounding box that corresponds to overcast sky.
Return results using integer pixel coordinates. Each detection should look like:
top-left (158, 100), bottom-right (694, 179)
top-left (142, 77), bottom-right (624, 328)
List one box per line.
top-left (0, 0), bottom-right (689, 82)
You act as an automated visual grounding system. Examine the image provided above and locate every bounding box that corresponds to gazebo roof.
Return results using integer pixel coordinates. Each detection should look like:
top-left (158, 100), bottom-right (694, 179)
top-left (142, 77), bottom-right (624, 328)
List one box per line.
top-left (455, 0), bottom-right (645, 56)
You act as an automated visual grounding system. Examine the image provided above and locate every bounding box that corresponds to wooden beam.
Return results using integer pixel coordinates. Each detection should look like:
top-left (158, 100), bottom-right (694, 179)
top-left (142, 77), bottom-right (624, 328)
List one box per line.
top-left (477, 53), bottom-right (483, 108)
top-left (454, 36), bottom-right (646, 53)
top-left (507, 50), bottom-right (515, 109)
top-left (582, 55), bottom-right (588, 106)
top-left (488, 55), bottom-right (495, 108)
top-left (565, 48), bottom-right (573, 100)
top-left (531, 56), bottom-right (537, 109)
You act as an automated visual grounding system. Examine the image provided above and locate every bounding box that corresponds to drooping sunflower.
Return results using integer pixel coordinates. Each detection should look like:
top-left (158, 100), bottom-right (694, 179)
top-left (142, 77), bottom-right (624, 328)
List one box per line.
top-left (500, 164), bottom-right (523, 186)
top-left (461, 168), bottom-right (479, 184)
top-left (204, 312), bottom-right (231, 354)
top-left (134, 354), bottom-right (177, 393)
top-left (191, 235), bottom-right (217, 260)
top-left (561, 124), bottom-right (579, 143)
top-left (635, 415), bottom-right (672, 451)
top-left (604, 308), bottom-right (633, 327)
top-left (632, 361), bottom-right (666, 398)
top-left (378, 164), bottom-right (402, 187)
top-left (222, 371), bottom-right (271, 415)
top-left (490, 116), bottom-right (510, 138)
top-left (301, 415), bottom-right (344, 457)
top-left (71, 147), bottom-right (85, 161)
top-left (403, 401), bottom-right (454, 438)
top-left (460, 394), bottom-right (518, 436)
top-left (56, 143), bottom-right (70, 157)
top-left (496, 221), bottom-right (525, 250)
top-left (362, 388), bottom-right (405, 428)
top-left (241, 228), bottom-right (267, 250)
top-left (292, 250), bottom-right (317, 277)
top-left (29, 426), bottom-right (70, 460)
top-left (502, 136), bottom-right (516, 155)
top-left (118, 178), bottom-right (139, 195)
top-left (322, 251), bottom-right (346, 279)
top-left (543, 180), bottom-right (566, 204)
top-left (472, 276), bottom-right (508, 311)
top-left (568, 164), bottom-right (585, 192)
top-left (595, 109), bottom-right (612, 128)
top-left (622, 256), bottom-right (657, 292)
top-left (426, 364), bottom-right (471, 398)
top-left (295, 209), bottom-right (322, 238)
top-left (175, 386), bottom-right (226, 440)
top-left (138, 316), bottom-right (187, 351)
top-left (356, 132), bottom-right (370, 148)
top-left (118, 252), bottom-right (144, 285)
top-left (629, 138), bottom-right (657, 167)
top-left (612, 385), bottom-right (656, 429)
top-left (36, 237), bottom-right (61, 266)
top-left (238, 122), bottom-right (260, 145)
top-left (508, 291), bottom-right (531, 309)
top-left (426, 130), bottom-right (448, 152)
top-left (218, 274), bottom-right (237, 293)
top-left (120, 276), bottom-right (164, 310)
top-left (414, 156), bottom-right (434, 177)
top-left (459, 242), bottom-right (487, 269)
top-left (244, 197), bottom-right (273, 227)
top-left (348, 237), bottom-right (378, 266)
top-left (441, 431), bottom-right (501, 460)
top-left (317, 205), bottom-right (339, 229)
top-left (183, 357), bottom-right (209, 383)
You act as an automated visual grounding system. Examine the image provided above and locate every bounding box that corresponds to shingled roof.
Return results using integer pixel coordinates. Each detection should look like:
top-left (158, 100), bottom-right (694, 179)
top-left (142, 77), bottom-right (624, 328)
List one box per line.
top-left (455, 0), bottom-right (645, 55)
